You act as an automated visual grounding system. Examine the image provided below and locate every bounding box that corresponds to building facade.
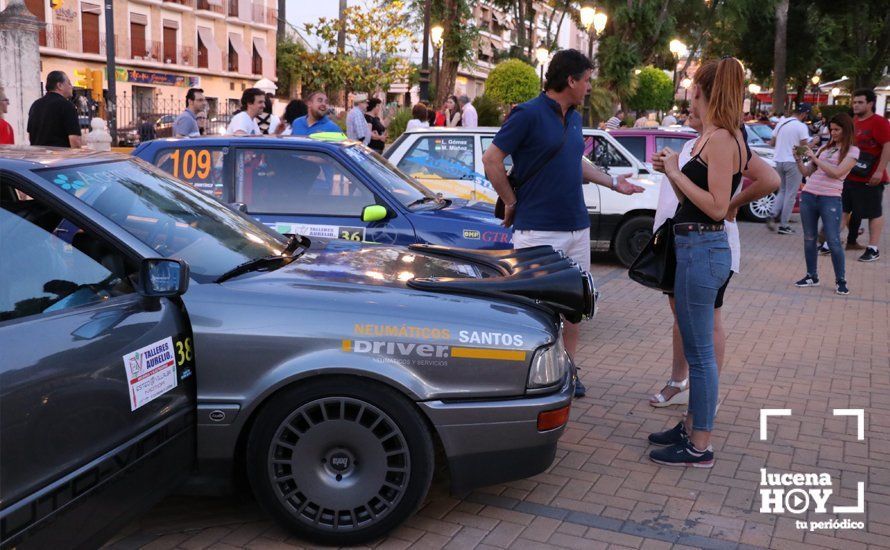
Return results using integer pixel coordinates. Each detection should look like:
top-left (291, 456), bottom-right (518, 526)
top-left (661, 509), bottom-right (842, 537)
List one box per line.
top-left (3, 0), bottom-right (277, 128)
top-left (452, 0), bottom-right (592, 100)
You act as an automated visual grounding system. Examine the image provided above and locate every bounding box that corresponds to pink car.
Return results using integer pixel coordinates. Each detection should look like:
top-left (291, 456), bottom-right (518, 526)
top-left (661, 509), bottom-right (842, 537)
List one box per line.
top-left (609, 128), bottom-right (798, 222)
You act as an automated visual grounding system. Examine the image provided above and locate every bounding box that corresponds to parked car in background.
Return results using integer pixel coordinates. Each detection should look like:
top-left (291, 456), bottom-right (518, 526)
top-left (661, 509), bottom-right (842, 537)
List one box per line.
top-left (385, 127), bottom-right (662, 266)
top-left (134, 136), bottom-right (514, 249)
top-left (610, 127), bottom-right (796, 223)
top-left (207, 114), bottom-right (232, 136)
top-left (117, 114), bottom-right (176, 146)
top-left (1, 146), bottom-right (594, 546)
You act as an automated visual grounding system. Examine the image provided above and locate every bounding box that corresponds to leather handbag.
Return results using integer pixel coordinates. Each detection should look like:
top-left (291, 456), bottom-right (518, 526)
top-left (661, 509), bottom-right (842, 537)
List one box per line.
top-left (495, 125), bottom-right (569, 220)
top-left (628, 218), bottom-right (676, 292)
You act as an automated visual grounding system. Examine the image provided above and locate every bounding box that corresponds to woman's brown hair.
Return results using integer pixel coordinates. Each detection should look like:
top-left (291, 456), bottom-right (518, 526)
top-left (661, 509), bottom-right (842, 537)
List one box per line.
top-left (693, 57), bottom-right (745, 132)
top-left (817, 113), bottom-right (854, 161)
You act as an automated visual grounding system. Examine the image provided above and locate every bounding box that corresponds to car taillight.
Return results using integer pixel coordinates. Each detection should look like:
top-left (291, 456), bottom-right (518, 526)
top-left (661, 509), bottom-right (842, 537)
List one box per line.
top-left (537, 405), bottom-right (570, 431)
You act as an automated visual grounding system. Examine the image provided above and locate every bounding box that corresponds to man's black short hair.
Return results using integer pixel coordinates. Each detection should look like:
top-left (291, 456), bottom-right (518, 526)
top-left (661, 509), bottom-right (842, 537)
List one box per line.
top-left (185, 87), bottom-right (204, 106)
top-left (853, 88), bottom-right (877, 109)
top-left (46, 71), bottom-right (67, 92)
top-left (241, 88), bottom-right (265, 109)
top-left (544, 49), bottom-right (593, 92)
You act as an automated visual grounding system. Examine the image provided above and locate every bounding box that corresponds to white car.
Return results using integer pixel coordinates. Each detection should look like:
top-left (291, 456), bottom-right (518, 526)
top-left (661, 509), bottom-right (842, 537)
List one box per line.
top-left (384, 127), bottom-right (661, 266)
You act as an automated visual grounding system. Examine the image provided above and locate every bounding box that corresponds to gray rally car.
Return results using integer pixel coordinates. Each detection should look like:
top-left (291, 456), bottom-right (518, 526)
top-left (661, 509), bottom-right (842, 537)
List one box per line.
top-left (0, 147), bottom-right (595, 546)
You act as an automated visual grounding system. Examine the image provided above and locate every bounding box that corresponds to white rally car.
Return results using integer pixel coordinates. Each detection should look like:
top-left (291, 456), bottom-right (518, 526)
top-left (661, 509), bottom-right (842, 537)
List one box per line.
top-left (385, 127), bottom-right (661, 266)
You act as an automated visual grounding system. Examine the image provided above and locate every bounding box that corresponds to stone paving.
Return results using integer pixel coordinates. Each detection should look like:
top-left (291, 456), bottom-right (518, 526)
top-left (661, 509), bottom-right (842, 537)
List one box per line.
top-left (108, 205), bottom-right (890, 550)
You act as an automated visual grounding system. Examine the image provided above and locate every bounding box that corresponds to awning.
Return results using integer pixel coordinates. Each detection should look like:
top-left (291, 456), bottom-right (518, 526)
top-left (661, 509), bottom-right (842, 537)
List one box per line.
top-left (479, 38), bottom-right (493, 57)
top-left (206, 0), bottom-right (223, 5)
top-left (130, 12), bottom-right (147, 24)
top-left (81, 2), bottom-right (101, 14)
top-left (197, 26), bottom-right (222, 71)
top-left (228, 32), bottom-right (250, 74)
top-left (252, 36), bottom-right (274, 79)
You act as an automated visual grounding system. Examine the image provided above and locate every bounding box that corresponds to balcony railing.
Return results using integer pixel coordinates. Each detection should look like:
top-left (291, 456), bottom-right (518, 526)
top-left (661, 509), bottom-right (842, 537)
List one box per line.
top-left (162, 0), bottom-right (196, 7)
top-left (251, 2), bottom-right (277, 26)
top-left (196, 0), bottom-right (224, 14)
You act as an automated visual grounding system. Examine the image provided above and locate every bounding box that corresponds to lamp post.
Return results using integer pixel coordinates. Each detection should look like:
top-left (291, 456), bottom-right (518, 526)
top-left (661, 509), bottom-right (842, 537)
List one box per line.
top-left (535, 45), bottom-right (548, 89)
top-left (748, 82), bottom-right (761, 114)
top-left (419, 0), bottom-right (431, 103)
top-left (669, 39), bottom-right (687, 96)
top-left (580, 3), bottom-right (607, 127)
top-left (431, 24), bottom-right (444, 96)
top-left (680, 76), bottom-right (692, 102)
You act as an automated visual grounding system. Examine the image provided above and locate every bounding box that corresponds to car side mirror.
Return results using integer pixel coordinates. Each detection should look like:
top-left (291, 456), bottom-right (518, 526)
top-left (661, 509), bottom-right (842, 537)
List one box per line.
top-left (139, 258), bottom-right (190, 298)
top-left (362, 204), bottom-right (389, 223)
top-left (230, 202), bottom-right (248, 213)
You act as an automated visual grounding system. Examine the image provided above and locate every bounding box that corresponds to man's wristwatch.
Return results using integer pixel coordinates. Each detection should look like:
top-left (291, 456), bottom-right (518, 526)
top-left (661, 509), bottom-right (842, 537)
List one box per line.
top-left (610, 175), bottom-right (619, 189)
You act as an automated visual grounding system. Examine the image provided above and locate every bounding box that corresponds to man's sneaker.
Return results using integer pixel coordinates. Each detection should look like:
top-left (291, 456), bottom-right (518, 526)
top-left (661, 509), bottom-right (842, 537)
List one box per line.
top-left (818, 243), bottom-right (830, 255)
top-left (836, 280), bottom-right (850, 295)
top-left (573, 374), bottom-right (586, 398)
top-left (858, 248), bottom-right (880, 262)
top-left (777, 226), bottom-right (795, 235)
top-left (846, 242), bottom-right (865, 251)
top-left (648, 421), bottom-right (687, 446)
top-left (649, 440), bottom-right (714, 468)
top-left (795, 275), bottom-right (819, 287)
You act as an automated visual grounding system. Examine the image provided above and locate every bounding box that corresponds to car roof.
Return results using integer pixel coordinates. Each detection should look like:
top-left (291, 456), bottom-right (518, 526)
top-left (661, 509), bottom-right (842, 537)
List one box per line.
top-left (609, 128), bottom-right (696, 137)
top-left (138, 135), bottom-right (363, 150)
top-left (0, 145), bottom-right (128, 170)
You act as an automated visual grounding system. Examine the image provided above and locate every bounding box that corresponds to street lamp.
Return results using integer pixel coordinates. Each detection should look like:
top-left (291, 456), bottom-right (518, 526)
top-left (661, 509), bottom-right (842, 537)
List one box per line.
top-left (831, 87), bottom-right (841, 97)
top-left (535, 45), bottom-right (549, 89)
top-left (748, 83), bottom-right (761, 95)
top-left (431, 24), bottom-right (444, 95)
top-left (669, 39), bottom-right (687, 95)
top-left (580, 3), bottom-right (607, 126)
top-left (681, 76), bottom-right (692, 102)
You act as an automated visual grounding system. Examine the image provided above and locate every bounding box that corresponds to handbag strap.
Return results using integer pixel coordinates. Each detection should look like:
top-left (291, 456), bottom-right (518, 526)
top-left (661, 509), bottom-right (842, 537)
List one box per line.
top-left (513, 120), bottom-right (570, 191)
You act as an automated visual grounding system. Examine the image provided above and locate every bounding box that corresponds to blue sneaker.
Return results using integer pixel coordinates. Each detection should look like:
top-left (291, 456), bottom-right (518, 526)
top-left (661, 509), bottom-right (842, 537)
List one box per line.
top-left (649, 440), bottom-right (714, 468)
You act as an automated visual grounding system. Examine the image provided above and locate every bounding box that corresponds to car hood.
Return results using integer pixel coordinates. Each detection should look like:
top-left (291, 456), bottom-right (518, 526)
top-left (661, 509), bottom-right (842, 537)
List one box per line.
top-left (225, 239), bottom-right (595, 323)
top-left (413, 198), bottom-right (500, 225)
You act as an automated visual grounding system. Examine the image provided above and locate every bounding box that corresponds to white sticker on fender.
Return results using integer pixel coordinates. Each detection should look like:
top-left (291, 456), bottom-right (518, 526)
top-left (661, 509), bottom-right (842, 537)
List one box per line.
top-left (122, 336), bottom-right (178, 411)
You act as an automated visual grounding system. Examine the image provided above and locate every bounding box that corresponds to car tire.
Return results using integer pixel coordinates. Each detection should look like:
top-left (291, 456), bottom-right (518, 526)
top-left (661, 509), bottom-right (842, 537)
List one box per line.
top-left (246, 377), bottom-right (434, 546)
top-left (741, 192), bottom-right (777, 222)
top-left (614, 215), bottom-right (654, 267)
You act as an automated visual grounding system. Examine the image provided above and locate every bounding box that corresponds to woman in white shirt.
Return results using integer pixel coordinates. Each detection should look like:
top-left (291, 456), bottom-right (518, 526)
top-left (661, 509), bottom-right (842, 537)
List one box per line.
top-left (648, 111), bottom-right (779, 408)
top-left (405, 103), bottom-right (430, 132)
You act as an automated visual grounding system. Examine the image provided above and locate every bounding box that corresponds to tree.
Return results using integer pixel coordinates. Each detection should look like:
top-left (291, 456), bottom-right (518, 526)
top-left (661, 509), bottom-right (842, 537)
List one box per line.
top-left (484, 59), bottom-right (540, 106)
top-left (302, 0), bottom-right (416, 96)
top-left (772, 0), bottom-right (789, 113)
top-left (626, 67), bottom-right (673, 112)
top-left (432, 0), bottom-right (477, 107)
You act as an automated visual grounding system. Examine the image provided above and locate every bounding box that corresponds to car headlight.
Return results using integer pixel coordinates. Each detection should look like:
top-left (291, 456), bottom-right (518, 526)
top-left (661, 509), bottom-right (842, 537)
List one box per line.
top-left (527, 335), bottom-right (570, 390)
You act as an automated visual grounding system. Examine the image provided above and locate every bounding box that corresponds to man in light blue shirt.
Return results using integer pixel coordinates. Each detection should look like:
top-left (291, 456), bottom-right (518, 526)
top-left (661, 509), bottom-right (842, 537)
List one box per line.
top-left (346, 92), bottom-right (371, 144)
top-left (289, 91), bottom-right (343, 136)
top-left (173, 88), bottom-right (206, 137)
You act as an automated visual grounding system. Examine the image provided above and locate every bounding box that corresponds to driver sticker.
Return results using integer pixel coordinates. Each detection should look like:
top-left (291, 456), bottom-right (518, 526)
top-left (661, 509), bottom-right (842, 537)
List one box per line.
top-left (274, 222), bottom-right (366, 241)
top-left (122, 337), bottom-right (178, 411)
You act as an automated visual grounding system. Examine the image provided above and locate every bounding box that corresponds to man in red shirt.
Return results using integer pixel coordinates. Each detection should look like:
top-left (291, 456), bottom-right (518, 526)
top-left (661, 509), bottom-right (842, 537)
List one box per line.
top-left (0, 88), bottom-right (14, 145)
top-left (843, 89), bottom-right (890, 262)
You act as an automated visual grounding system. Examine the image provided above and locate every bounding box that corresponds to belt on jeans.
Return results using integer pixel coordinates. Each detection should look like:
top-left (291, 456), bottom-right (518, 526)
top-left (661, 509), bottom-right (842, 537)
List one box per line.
top-left (673, 222), bottom-right (725, 235)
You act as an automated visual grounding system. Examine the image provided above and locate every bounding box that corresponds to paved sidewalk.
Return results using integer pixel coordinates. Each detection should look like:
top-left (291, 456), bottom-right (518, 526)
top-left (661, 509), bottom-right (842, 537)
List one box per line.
top-left (108, 210), bottom-right (890, 550)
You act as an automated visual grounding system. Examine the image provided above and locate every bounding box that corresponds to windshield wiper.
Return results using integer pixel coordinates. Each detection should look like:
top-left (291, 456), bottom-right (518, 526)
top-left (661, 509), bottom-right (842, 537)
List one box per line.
top-left (406, 196), bottom-right (440, 208)
top-left (216, 235), bottom-right (308, 283)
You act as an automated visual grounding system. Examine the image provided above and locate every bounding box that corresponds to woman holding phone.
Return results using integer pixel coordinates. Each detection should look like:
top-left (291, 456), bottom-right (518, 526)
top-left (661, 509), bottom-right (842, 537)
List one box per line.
top-left (646, 57), bottom-right (746, 468)
top-left (793, 113), bottom-right (859, 294)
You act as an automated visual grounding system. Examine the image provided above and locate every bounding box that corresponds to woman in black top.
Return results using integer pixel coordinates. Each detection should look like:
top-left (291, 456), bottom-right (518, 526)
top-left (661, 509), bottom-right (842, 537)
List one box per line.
top-left (647, 58), bottom-right (747, 468)
top-left (365, 98), bottom-right (387, 154)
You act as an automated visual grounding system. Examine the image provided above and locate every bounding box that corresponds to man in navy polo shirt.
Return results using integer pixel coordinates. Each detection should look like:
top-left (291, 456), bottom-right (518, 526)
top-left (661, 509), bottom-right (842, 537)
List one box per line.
top-left (482, 49), bottom-right (643, 397)
top-left (289, 91), bottom-right (343, 136)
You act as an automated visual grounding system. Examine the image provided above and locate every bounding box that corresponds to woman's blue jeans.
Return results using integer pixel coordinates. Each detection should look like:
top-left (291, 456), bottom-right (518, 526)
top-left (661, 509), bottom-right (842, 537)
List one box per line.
top-left (674, 230), bottom-right (731, 432)
top-left (800, 191), bottom-right (845, 282)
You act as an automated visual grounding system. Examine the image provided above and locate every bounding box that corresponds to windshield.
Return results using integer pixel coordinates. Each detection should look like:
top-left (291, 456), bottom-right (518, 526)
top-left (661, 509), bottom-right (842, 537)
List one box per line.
top-left (747, 124), bottom-right (772, 144)
top-left (36, 159), bottom-right (288, 284)
top-left (342, 145), bottom-right (438, 208)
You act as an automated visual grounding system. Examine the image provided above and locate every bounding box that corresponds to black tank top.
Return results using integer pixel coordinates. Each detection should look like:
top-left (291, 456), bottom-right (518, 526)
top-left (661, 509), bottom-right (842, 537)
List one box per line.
top-left (674, 133), bottom-right (748, 224)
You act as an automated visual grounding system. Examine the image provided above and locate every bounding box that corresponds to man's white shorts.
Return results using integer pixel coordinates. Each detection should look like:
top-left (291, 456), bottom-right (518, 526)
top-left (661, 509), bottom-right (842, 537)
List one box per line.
top-left (512, 229), bottom-right (591, 272)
